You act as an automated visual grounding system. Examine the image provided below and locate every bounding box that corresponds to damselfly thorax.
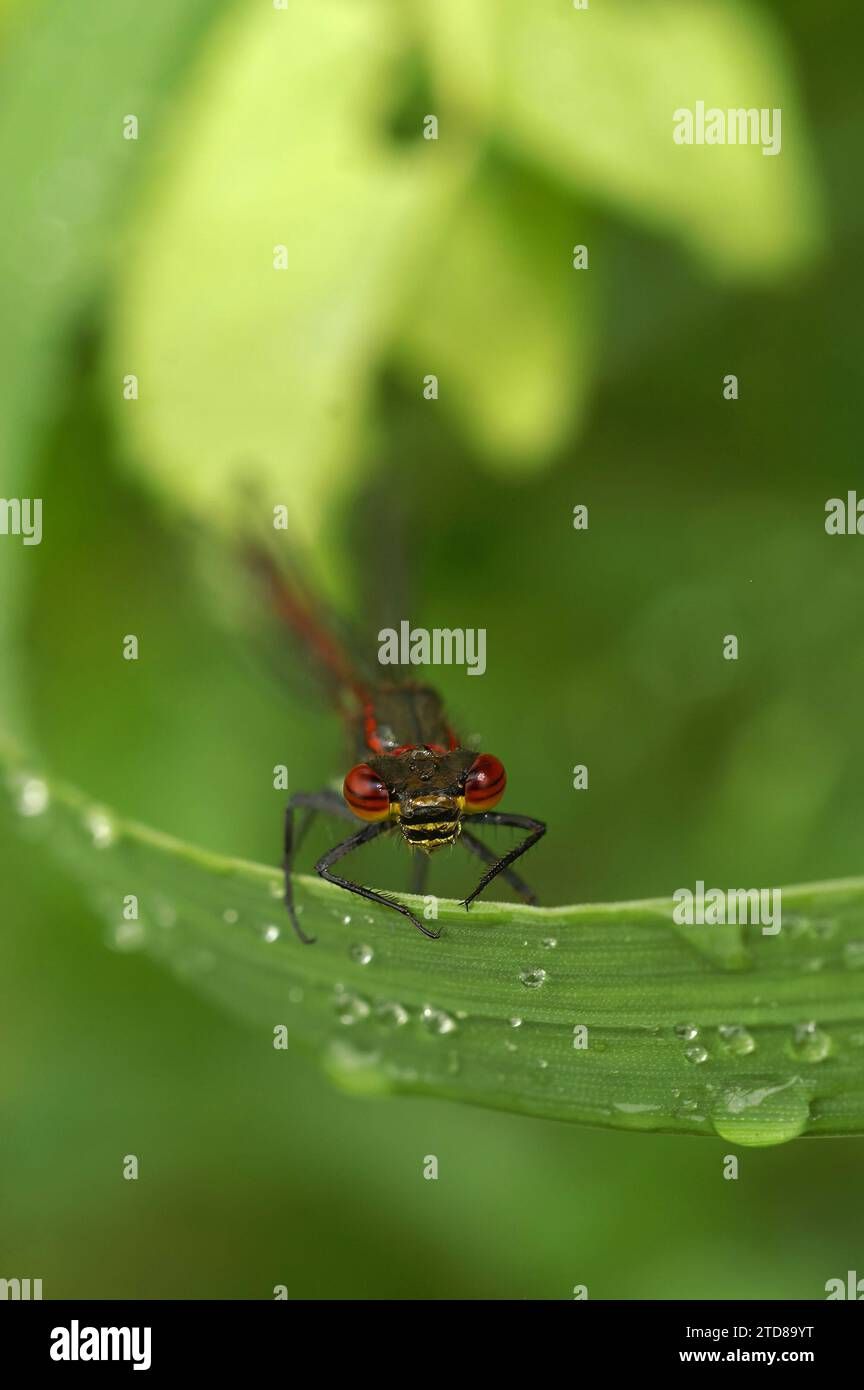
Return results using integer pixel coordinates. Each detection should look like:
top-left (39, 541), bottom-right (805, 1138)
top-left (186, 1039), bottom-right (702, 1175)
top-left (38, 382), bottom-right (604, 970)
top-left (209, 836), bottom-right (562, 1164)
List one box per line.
top-left (344, 684), bottom-right (506, 852)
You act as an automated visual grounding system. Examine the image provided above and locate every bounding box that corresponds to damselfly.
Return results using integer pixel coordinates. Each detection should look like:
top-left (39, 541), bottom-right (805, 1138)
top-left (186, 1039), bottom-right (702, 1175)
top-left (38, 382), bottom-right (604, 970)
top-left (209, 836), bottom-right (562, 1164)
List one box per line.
top-left (253, 550), bottom-right (546, 943)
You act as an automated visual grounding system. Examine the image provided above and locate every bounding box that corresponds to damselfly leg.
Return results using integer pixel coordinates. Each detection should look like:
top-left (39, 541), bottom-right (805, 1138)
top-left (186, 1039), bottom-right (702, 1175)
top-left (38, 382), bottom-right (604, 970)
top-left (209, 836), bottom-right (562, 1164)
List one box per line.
top-left (409, 853), bottom-right (430, 897)
top-left (283, 789), bottom-right (359, 943)
top-left (459, 813), bottom-right (547, 911)
top-left (459, 824), bottom-right (540, 904)
top-left (284, 791), bottom-right (440, 940)
top-left (315, 822), bottom-right (442, 940)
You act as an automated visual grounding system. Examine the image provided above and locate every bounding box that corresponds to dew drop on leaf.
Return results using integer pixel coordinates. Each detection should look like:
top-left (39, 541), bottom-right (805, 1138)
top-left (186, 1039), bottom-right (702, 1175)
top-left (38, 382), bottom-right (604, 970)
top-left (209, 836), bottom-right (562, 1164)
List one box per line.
top-left (375, 1001), bottom-right (408, 1028)
top-left (717, 1024), bottom-right (756, 1057)
top-left (17, 776), bottom-right (49, 817)
top-left (333, 990), bottom-right (370, 1026)
top-left (421, 1005), bottom-right (457, 1036)
top-left (789, 1021), bottom-right (831, 1063)
top-left (107, 920), bottom-right (146, 952)
top-left (86, 808), bottom-right (116, 848)
top-left (711, 1079), bottom-right (811, 1147)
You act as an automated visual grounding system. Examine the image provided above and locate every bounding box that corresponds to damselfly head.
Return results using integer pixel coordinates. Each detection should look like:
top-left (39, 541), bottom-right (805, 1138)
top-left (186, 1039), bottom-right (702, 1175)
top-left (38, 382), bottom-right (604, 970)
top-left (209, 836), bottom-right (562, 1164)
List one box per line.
top-left (343, 746), bottom-right (506, 852)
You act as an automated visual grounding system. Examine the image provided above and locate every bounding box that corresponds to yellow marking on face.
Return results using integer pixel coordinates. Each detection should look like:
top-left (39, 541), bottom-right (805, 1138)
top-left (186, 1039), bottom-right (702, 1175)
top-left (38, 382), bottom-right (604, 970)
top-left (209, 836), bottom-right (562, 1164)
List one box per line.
top-left (407, 822), bottom-right (459, 833)
top-left (401, 819), bottom-right (462, 850)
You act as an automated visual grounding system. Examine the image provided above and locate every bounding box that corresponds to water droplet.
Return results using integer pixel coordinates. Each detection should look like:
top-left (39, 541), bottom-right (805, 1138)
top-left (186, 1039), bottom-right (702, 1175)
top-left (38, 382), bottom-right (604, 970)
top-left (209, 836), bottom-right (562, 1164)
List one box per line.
top-left (538, 1058), bottom-right (549, 1069)
top-left (519, 967), bottom-right (547, 989)
top-left (843, 941), bottom-right (864, 970)
top-left (342, 914), bottom-right (352, 927)
top-left (17, 776), bottom-right (48, 817)
top-left (154, 897), bottom-right (177, 929)
top-left (86, 808), bottom-right (116, 848)
top-left (324, 1040), bottom-right (388, 1095)
top-left (421, 1005), bottom-right (457, 1036)
top-left (717, 1024), bottom-right (756, 1057)
top-left (711, 1078), bottom-right (811, 1147)
top-left (789, 1021), bottom-right (831, 1063)
top-left (675, 1023), bottom-right (699, 1041)
top-left (261, 923), bottom-right (280, 944)
top-left (350, 942), bottom-right (374, 966)
top-left (504, 1040), bottom-right (517, 1052)
top-left (176, 946), bottom-right (216, 976)
top-left (107, 921), bottom-right (146, 952)
top-left (333, 990), bottom-right (370, 1026)
top-left (789, 915), bottom-right (837, 942)
top-left (223, 908), bottom-right (239, 925)
top-left (508, 1017), bottom-right (523, 1029)
top-left (541, 936), bottom-right (558, 949)
top-left (685, 1045), bottom-right (709, 1065)
top-left (375, 1000), bottom-right (408, 1028)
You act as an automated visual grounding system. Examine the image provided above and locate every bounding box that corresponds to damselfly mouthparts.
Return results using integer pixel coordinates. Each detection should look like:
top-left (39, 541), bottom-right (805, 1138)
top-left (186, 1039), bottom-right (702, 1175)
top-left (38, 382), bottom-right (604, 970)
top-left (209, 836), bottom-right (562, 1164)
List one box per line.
top-left (254, 552), bottom-right (545, 943)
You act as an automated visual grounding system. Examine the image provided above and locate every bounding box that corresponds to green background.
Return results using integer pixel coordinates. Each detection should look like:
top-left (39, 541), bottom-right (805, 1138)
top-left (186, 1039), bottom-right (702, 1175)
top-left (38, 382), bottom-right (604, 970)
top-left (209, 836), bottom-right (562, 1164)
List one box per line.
top-left (1, 0), bottom-right (862, 1297)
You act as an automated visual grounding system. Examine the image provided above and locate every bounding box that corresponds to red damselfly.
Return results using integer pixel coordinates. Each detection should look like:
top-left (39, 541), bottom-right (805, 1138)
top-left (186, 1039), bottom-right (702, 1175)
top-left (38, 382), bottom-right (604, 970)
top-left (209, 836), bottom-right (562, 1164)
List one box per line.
top-left (252, 550), bottom-right (546, 944)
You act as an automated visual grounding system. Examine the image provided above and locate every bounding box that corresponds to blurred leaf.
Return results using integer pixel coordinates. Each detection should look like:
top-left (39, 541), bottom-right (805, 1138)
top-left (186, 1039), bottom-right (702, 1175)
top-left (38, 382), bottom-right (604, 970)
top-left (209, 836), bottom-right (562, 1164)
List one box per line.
top-left (395, 166), bottom-right (593, 473)
top-left (0, 0), bottom-right (235, 735)
top-left (6, 746), bottom-right (864, 1146)
top-left (110, 0), bottom-right (469, 583)
top-left (486, 0), bottom-right (824, 279)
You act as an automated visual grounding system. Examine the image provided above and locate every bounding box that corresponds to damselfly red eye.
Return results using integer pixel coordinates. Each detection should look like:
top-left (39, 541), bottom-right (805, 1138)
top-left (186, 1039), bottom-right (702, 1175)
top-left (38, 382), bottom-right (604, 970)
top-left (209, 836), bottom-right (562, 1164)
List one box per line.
top-left (343, 764), bottom-right (390, 821)
top-left (464, 754), bottom-right (506, 812)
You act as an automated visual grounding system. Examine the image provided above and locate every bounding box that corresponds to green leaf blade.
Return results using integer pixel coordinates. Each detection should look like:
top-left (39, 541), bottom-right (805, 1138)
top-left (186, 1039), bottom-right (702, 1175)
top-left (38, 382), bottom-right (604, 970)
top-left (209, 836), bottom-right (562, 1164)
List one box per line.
top-left (5, 749), bottom-right (863, 1145)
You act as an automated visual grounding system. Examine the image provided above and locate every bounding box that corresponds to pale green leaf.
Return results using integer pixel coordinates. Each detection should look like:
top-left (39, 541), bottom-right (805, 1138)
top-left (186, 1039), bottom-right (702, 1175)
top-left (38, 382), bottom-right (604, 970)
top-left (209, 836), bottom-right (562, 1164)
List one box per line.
top-left (0, 0), bottom-right (236, 735)
top-left (453, 0), bottom-right (824, 279)
top-left (109, 0), bottom-right (470, 576)
top-left (395, 167), bottom-right (593, 473)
